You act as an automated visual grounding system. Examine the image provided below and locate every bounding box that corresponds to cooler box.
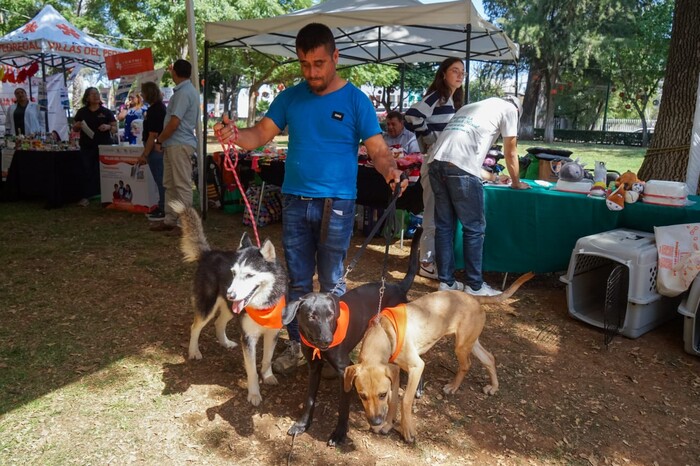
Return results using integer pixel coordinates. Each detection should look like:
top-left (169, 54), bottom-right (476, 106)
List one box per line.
top-left (559, 229), bottom-right (682, 338)
top-left (677, 276), bottom-right (700, 356)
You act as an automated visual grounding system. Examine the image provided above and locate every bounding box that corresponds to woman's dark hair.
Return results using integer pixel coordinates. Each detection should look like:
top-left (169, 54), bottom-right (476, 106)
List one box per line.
top-left (296, 23), bottom-right (336, 55)
top-left (82, 87), bottom-right (100, 107)
top-left (141, 81), bottom-right (162, 105)
top-left (424, 57), bottom-right (464, 110)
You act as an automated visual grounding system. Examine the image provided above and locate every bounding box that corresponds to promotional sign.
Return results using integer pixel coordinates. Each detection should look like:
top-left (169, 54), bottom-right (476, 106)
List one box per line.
top-left (99, 145), bottom-right (159, 213)
top-left (105, 48), bottom-right (154, 80)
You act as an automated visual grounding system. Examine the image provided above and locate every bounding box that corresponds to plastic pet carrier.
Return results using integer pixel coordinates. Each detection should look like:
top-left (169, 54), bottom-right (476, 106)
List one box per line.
top-left (560, 229), bottom-right (682, 339)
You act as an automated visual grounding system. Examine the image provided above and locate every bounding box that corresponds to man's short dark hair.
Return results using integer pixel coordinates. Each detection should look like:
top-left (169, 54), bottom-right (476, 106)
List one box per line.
top-left (172, 59), bottom-right (192, 79)
top-left (386, 110), bottom-right (404, 122)
top-left (296, 23), bottom-right (336, 55)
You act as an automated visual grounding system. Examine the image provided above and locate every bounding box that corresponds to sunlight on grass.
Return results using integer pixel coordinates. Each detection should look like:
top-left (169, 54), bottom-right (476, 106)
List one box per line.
top-left (520, 141), bottom-right (645, 174)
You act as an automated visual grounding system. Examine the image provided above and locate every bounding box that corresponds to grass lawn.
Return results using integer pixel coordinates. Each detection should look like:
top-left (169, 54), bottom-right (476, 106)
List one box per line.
top-left (518, 140), bottom-right (646, 174)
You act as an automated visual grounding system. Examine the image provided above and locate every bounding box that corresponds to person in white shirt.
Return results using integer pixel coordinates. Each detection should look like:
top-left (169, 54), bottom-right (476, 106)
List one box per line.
top-left (405, 58), bottom-right (464, 280)
top-left (428, 95), bottom-right (530, 296)
top-left (383, 111), bottom-right (420, 154)
top-left (5, 87), bottom-right (42, 136)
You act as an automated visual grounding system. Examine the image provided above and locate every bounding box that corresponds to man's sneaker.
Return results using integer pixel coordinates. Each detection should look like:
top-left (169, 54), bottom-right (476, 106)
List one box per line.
top-left (77, 198), bottom-right (89, 207)
top-left (466, 282), bottom-right (502, 297)
top-left (438, 280), bottom-right (464, 291)
top-left (147, 210), bottom-right (165, 221)
top-left (419, 262), bottom-right (438, 280)
top-left (272, 340), bottom-right (306, 375)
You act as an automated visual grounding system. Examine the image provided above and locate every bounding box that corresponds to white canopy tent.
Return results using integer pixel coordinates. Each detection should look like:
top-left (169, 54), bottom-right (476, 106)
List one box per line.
top-left (205, 0), bottom-right (518, 65)
top-left (0, 5), bottom-right (125, 70)
top-left (0, 5), bottom-right (126, 131)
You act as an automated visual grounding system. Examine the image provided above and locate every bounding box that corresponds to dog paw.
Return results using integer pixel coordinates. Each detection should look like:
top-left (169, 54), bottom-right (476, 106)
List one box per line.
top-left (263, 374), bottom-right (278, 385)
top-left (222, 340), bottom-right (238, 349)
top-left (374, 422), bottom-right (394, 435)
top-left (188, 350), bottom-right (203, 360)
top-left (482, 384), bottom-right (498, 396)
top-left (400, 427), bottom-right (416, 444)
top-left (247, 392), bottom-right (262, 406)
top-left (327, 429), bottom-right (347, 447)
top-left (287, 422), bottom-right (308, 436)
top-left (442, 383), bottom-right (459, 395)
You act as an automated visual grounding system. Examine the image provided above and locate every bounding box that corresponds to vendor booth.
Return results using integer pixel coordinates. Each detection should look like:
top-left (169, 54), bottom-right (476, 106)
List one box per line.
top-left (0, 5), bottom-right (125, 134)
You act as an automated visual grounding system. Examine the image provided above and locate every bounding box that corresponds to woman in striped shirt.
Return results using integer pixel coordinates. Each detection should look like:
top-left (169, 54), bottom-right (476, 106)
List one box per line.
top-left (405, 57), bottom-right (465, 280)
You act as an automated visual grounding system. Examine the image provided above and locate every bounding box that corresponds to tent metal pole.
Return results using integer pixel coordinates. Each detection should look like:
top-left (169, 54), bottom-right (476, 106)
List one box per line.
top-left (185, 0), bottom-right (204, 215)
top-left (465, 23), bottom-right (471, 104)
top-left (40, 54), bottom-right (49, 132)
top-left (203, 41), bottom-right (210, 220)
top-left (399, 63), bottom-right (405, 112)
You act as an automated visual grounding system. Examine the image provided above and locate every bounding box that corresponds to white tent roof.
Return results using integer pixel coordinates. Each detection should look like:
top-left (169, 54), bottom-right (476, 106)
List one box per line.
top-left (0, 5), bottom-right (126, 69)
top-left (205, 0), bottom-right (518, 65)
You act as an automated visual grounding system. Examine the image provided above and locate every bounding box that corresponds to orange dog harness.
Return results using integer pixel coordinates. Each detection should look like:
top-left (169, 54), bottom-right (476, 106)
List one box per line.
top-left (379, 304), bottom-right (407, 363)
top-left (245, 296), bottom-right (286, 329)
top-left (300, 301), bottom-right (350, 360)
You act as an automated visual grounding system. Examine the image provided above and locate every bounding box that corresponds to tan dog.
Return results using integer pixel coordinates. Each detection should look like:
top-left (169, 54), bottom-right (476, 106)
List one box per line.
top-left (344, 272), bottom-right (534, 443)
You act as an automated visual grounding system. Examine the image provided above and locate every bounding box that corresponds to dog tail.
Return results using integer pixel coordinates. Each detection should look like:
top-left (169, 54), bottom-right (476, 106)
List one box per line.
top-left (473, 272), bottom-right (535, 305)
top-left (400, 226), bottom-right (423, 293)
top-left (170, 200), bottom-right (210, 262)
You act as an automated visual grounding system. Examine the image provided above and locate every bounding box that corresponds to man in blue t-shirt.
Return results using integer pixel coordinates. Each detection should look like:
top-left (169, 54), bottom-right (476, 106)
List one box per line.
top-left (217, 23), bottom-right (406, 375)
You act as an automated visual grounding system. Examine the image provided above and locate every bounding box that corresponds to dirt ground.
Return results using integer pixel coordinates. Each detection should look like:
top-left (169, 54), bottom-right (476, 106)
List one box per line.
top-left (1, 204), bottom-right (699, 465)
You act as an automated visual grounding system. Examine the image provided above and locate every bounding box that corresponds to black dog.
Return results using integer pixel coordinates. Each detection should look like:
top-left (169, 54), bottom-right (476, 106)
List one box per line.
top-left (281, 228), bottom-right (422, 446)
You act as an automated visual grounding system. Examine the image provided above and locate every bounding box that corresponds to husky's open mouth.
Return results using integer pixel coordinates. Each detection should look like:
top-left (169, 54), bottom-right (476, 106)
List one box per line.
top-left (228, 285), bottom-right (258, 314)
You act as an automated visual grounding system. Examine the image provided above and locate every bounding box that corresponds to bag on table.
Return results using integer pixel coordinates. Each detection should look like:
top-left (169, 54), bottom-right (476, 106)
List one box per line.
top-left (654, 223), bottom-right (700, 297)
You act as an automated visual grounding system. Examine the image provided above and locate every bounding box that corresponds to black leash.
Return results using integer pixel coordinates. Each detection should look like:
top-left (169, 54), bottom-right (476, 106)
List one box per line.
top-left (333, 175), bottom-right (406, 305)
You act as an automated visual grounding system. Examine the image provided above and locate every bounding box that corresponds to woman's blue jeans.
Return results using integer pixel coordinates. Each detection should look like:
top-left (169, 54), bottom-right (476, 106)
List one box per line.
top-left (428, 161), bottom-right (486, 290)
top-left (147, 150), bottom-right (165, 212)
top-left (281, 195), bottom-right (355, 341)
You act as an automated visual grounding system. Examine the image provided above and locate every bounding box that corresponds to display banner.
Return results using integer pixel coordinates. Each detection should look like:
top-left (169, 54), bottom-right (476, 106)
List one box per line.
top-left (99, 145), bottom-right (159, 213)
top-left (105, 48), bottom-right (154, 80)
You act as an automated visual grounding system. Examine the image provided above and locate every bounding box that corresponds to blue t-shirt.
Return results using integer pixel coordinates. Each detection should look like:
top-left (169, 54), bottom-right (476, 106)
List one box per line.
top-left (265, 81), bottom-right (381, 199)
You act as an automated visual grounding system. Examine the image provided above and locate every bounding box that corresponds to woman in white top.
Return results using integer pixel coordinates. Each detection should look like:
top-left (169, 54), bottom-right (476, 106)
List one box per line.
top-left (405, 58), bottom-right (465, 280)
top-left (5, 87), bottom-right (42, 136)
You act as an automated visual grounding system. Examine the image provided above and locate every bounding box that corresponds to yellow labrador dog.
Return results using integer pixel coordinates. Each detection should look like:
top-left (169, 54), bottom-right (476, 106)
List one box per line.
top-left (344, 272), bottom-right (534, 443)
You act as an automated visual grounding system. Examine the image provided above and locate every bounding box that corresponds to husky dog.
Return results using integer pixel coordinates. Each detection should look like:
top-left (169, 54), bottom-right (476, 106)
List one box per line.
top-left (172, 201), bottom-right (288, 406)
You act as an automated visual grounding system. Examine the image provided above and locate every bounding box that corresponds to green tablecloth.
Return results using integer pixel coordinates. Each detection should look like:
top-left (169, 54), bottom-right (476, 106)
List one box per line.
top-left (454, 180), bottom-right (700, 273)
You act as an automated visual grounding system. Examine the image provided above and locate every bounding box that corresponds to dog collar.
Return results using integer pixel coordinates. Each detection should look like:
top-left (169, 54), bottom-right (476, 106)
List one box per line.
top-left (379, 304), bottom-right (407, 363)
top-left (245, 296), bottom-right (286, 329)
top-left (300, 300), bottom-right (350, 360)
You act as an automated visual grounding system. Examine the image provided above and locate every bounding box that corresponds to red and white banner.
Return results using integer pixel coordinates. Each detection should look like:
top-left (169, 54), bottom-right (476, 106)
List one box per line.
top-left (105, 48), bottom-right (154, 80)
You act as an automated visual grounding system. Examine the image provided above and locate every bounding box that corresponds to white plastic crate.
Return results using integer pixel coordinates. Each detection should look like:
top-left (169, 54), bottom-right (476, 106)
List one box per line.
top-left (560, 229), bottom-right (681, 338)
top-left (678, 276), bottom-right (700, 356)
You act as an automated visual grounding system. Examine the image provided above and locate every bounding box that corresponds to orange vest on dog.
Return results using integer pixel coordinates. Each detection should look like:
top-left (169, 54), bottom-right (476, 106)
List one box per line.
top-left (300, 301), bottom-right (350, 360)
top-left (245, 297), bottom-right (286, 329)
top-left (379, 304), bottom-right (407, 363)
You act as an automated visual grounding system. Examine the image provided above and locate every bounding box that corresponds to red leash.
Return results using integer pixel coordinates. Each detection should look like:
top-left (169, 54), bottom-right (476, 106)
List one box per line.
top-left (213, 119), bottom-right (261, 248)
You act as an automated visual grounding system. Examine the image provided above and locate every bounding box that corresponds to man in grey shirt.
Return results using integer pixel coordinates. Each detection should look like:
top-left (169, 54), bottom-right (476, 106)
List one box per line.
top-left (383, 110), bottom-right (420, 154)
top-left (150, 59), bottom-right (200, 232)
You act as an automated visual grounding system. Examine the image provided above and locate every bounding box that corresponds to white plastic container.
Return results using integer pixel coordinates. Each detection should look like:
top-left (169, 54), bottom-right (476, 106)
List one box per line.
top-left (677, 276), bottom-right (700, 356)
top-left (642, 180), bottom-right (689, 207)
top-left (560, 229), bottom-right (682, 338)
top-left (553, 179), bottom-right (593, 194)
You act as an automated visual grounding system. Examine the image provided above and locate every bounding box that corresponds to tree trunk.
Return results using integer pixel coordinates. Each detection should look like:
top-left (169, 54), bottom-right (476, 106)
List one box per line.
top-left (247, 81), bottom-right (261, 127)
top-left (520, 58), bottom-right (544, 140)
top-left (637, 0), bottom-right (700, 183)
top-left (543, 65), bottom-right (558, 143)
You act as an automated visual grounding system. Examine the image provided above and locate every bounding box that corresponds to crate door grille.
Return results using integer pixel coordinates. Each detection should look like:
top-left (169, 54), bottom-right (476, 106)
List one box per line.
top-left (604, 264), bottom-right (629, 346)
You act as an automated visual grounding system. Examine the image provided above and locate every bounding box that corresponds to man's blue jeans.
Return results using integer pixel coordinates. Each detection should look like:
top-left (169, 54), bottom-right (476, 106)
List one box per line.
top-left (282, 195), bottom-right (355, 341)
top-left (428, 161), bottom-right (486, 290)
